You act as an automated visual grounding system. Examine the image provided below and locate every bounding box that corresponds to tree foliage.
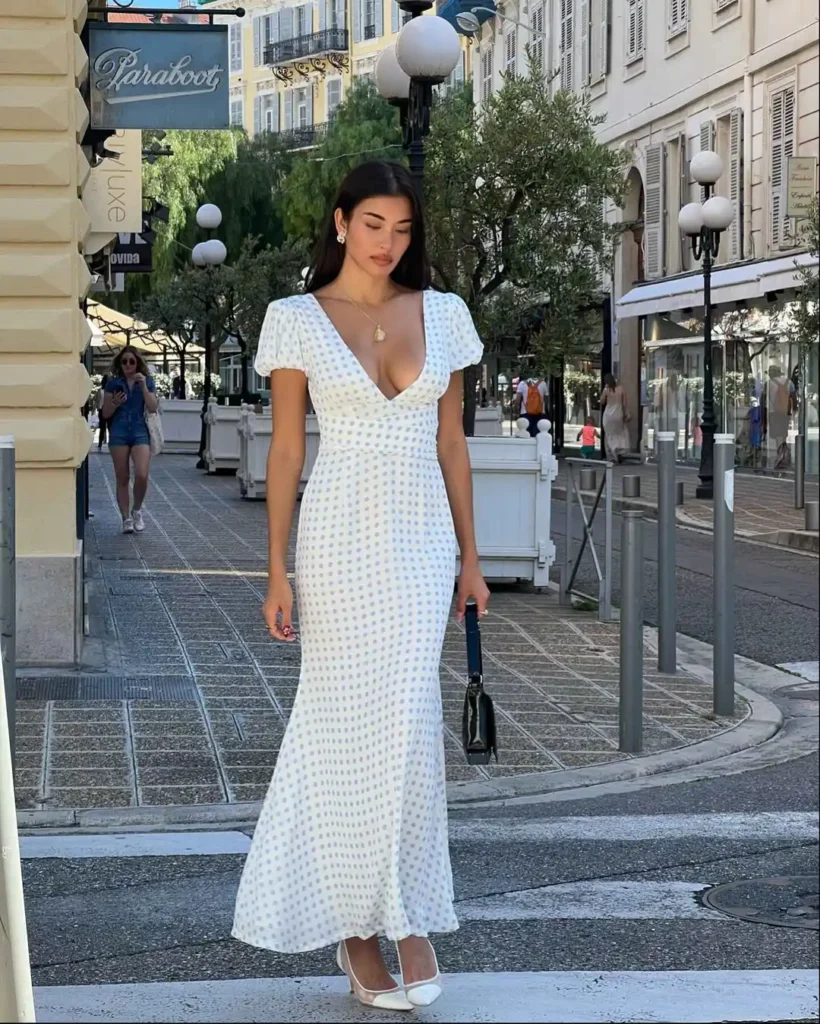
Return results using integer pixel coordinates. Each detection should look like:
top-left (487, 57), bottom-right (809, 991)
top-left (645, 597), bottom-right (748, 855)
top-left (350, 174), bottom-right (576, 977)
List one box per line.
top-left (282, 78), bottom-right (403, 243)
top-left (792, 195), bottom-right (819, 360)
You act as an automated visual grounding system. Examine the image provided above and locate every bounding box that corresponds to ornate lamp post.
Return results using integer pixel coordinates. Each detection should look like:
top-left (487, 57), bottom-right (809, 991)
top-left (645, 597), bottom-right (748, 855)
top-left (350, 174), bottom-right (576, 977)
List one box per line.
top-left (191, 203), bottom-right (227, 470)
top-left (678, 151), bottom-right (735, 500)
top-left (375, 6), bottom-right (462, 196)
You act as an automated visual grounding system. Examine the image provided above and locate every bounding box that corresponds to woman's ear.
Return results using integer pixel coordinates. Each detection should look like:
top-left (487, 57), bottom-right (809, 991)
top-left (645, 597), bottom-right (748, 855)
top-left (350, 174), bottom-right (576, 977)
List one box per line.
top-left (334, 209), bottom-right (347, 236)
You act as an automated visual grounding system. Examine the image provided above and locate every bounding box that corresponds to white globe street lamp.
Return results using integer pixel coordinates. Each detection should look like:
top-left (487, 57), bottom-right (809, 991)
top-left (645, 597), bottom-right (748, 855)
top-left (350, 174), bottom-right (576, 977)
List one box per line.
top-left (375, 4), bottom-right (461, 194)
top-left (196, 203), bottom-right (223, 230)
top-left (676, 150), bottom-right (735, 500)
top-left (191, 203), bottom-right (227, 467)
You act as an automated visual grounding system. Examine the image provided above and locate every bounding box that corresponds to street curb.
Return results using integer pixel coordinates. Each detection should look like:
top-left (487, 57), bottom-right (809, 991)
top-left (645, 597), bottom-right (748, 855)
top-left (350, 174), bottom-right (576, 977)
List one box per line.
top-left (15, 629), bottom-right (783, 830)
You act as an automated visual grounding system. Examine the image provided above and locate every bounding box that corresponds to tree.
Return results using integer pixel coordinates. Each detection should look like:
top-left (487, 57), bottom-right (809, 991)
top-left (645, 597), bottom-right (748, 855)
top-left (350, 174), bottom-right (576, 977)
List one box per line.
top-left (424, 74), bottom-right (628, 432)
top-left (282, 78), bottom-right (403, 243)
top-left (793, 197), bottom-right (819, 360)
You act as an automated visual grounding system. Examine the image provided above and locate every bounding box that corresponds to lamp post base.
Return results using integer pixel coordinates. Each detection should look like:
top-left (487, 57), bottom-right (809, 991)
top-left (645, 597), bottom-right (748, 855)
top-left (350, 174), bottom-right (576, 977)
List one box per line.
top-left (695, 482), bottom-right (714, 500)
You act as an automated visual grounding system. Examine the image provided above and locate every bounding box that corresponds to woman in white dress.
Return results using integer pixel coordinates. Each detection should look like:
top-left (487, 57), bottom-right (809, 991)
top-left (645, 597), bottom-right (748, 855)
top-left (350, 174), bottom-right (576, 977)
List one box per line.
top-left (232, 161), bottom-right (490, 1011)
top-left (600, 373), bottom-right (631, 463)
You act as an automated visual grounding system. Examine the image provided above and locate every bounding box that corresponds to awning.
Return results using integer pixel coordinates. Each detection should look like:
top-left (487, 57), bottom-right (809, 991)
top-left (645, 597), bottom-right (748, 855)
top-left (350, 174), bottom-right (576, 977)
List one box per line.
top-left (86, 301), bottom-right (203, 356)
top-left (616, 253), bottom-right (818, 321)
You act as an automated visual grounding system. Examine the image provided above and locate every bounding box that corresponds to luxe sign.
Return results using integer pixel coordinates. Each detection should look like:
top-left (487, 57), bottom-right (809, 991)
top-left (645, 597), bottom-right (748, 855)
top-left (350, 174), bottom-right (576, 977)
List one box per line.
top-left (88, 23), bottom-right (230, 130)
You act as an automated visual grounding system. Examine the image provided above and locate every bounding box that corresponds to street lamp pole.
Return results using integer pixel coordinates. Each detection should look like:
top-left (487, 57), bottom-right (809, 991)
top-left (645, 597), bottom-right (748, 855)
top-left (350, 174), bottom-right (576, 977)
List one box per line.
top-left (192, 204), bottom-right (227, 470)
top-left (679, 152), bottom-right (735, 500)
top-left (375, 6), bottom-right (462, 197)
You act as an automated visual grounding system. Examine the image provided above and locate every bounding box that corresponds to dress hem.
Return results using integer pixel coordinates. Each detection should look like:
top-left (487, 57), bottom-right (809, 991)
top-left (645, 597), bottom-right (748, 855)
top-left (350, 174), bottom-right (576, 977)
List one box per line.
top-left (231, 920), bottom-right (460, 956)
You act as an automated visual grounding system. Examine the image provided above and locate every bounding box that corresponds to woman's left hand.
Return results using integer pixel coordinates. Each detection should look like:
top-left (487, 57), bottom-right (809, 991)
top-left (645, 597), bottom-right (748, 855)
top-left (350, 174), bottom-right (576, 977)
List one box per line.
top-left (456, 560), bottom-right (490, 622)
top-left (134, 373), bottom-right (146, 387)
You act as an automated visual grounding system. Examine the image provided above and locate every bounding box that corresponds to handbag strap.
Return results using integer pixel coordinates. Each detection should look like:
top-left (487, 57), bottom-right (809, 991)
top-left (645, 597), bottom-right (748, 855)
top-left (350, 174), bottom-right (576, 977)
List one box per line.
top-left (464, 600), bottom-right (483, 683)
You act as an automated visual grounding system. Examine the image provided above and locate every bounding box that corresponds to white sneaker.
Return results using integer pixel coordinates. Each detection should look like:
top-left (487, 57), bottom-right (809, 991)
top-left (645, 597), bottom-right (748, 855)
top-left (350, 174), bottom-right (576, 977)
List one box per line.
top-left (122, 518), bottom-right (134, 534)
top-left (132, 509), bottom-right (145, 533)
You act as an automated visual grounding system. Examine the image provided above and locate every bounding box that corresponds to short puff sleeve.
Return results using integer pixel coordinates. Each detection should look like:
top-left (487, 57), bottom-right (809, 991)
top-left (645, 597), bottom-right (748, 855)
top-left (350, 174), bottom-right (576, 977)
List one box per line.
top-left (446, 293), bottom-right (484, 372)
top-left (254, 298), bottom-right (306, 379)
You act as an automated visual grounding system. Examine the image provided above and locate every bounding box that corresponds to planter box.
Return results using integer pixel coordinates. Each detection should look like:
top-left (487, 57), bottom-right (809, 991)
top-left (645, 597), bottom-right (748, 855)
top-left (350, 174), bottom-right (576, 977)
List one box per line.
top-left (474, 405), bottom-right (503, 436)
top-left (461, 418), bottom-right (557, 585)
top-left (238, 409), bottom-right (319, 499)
top-left (204, 398), bottom-right (241, 474)
top-left (160, 398), bottom-right (201, 455)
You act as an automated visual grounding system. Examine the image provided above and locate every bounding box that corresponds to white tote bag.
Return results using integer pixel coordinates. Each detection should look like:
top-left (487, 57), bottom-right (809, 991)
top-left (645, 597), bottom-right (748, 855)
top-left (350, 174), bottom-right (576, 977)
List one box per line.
top-left (144, 400), bottom-right (164, 456)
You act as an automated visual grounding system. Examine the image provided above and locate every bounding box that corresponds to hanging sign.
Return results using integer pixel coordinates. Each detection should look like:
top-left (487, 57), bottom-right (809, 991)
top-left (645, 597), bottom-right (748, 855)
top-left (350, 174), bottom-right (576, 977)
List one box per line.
top-left (110, 231), bottom-right (153, 274)
top-left (88, 22), bottom-right (230, 130)
top-left (787, 157), bottom-right (818, 219)
top-left (83, 129), bottom-right (143, 237)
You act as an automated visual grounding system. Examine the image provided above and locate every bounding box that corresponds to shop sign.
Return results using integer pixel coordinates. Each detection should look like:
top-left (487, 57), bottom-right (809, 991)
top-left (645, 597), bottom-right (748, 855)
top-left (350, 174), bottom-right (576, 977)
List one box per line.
top-left (110, 232), bottom-right (152, 274)
top-left (786, 156), bottom-right (818, 219)
top-left (83, 129), bottom-right (142, 236)
top-left (88, 22), bottom-right (229, 130)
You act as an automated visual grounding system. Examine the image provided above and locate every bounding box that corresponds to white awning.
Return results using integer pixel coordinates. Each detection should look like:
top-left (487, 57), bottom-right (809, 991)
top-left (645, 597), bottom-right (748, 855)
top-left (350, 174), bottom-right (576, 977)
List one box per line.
top-left (616, 253), bottom-right (818, 321)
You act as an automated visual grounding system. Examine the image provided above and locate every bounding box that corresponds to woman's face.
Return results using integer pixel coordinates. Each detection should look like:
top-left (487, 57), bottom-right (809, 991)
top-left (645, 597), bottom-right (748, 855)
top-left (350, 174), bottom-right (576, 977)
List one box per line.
top-left (120, 352), bottom-right (138, 378)
top-left (336, 194), bottom-right (414, 280)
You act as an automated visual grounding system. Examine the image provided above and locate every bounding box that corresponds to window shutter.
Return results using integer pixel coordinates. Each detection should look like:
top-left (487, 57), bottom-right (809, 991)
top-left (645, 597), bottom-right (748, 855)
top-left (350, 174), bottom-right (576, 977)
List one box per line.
top-left (636, 0), bottom-right (645, 55)
top-left (456, 50), bottom-right (465, 85)
top-left (669, 0), bottom-right (687, 33)
top-left (726, 107), bottom-right (743, 261)
top-left (715, 0), bottom-right (736, 10)
top-left (644, 142), bottom-right (666, 280)
top-left (285, 89), bottom-right (294, 131)
top-left (306, 84), bottom-right (314, 125)
top-left (253, 15), bottom-right (262, 65)
top-left (531, 3), bottom-right (544, 70)
top-left (482, 46), bottom-right (493, 99)
top-left (560, 0), bottom-right (573, 90)
top-left (391, 0), bottom-right (399, 32)
top-left (579, 0), bottom-right (590, 86)
top-left (770, 87), bottom-right (796, 250)
top-left (678, 131), bottom-right (689, 269)
top-left (505, 29), bottom-right (516, 76)
top-left (319, 0), bottom-right (326, 31)
top-left (375, 0), bottom-right (383, 38)
top-left (599, 0), bottom-right (609, 78)
top-left (336, 0), bottom-right (346, 31)
top-left (253, 95), bottom-right (262, 134)
top-left (353, 0), bottom-right (362, 42)
top-left (280, 7), bottom-right (294, 40)
top-left (699, 120), bottom-right (715, 202)
top-left (590, 0), bottom-right (608, 81)
top-left (626, 0), bottom-right (644, 61)
top-left (266, 92), bottom-right (280, 132)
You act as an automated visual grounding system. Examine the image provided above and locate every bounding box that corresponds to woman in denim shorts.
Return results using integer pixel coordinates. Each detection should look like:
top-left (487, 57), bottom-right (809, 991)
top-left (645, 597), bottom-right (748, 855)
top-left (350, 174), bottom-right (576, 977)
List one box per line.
top-left (102, 346), bottom-right (159, 534)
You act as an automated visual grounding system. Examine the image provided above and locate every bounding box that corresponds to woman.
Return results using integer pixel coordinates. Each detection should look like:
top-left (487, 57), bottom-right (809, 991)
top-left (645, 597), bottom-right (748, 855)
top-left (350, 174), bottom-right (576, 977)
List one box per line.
top-left (232, 161), bottom-right (490, 1011)
top-left (600, 372), bottom-right (630, 463)
top-left (101, 346), bottom-right (158, 534)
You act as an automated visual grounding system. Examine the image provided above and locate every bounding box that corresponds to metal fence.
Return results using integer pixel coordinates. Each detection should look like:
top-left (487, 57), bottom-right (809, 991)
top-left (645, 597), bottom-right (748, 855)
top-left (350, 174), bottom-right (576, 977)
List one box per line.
top-left (559, 457), bottom-right (614, 621)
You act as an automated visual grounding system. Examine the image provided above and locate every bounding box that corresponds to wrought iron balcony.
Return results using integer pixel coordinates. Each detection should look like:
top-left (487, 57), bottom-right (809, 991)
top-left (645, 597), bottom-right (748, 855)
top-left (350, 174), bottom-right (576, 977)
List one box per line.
top-left (279, 120), bottom-right (334, 150)
top-left (264, 28), bottom-right (349, 66)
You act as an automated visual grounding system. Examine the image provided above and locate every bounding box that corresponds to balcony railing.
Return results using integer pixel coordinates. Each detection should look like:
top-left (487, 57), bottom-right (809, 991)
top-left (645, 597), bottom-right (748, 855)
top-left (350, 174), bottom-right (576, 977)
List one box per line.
top-left (264, 28), bottom-right (348, 65)
top-left (279, 120), bottom-right (334, 150)
top-left (363, 22), bottom-right (377, 39)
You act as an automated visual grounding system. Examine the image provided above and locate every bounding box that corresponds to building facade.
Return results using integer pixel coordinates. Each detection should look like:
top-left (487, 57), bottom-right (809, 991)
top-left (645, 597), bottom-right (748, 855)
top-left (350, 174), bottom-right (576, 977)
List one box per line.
top-left (467, 0), bottom-right (819, 471)
top-left (0, 0), bottom-right (94, 665)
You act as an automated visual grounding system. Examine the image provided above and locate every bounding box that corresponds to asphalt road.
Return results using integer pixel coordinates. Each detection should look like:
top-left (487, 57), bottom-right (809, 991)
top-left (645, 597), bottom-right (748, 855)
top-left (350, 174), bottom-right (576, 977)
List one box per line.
top-left (549, 499), bottom-right (820, 668)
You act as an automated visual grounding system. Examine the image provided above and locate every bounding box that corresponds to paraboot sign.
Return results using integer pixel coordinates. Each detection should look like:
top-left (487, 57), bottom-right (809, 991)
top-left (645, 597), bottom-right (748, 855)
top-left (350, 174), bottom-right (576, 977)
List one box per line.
top-left (88, 23), bottom-right (230, 130)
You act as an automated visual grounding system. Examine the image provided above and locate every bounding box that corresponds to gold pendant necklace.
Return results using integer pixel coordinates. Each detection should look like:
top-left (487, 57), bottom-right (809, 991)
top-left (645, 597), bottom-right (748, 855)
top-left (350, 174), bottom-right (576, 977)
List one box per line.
top-left (344, 292), bottom-right (387, 343)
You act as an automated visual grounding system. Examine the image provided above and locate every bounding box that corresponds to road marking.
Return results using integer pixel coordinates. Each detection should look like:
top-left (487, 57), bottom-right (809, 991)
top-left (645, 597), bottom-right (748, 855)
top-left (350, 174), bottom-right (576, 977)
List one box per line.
top-left (448, 811), bottom-right (820, 844)
top-left (458, 881), bottom-right (720, 921)
top-left (777, 660), bottom-right (820, 682)
top-left (19, 811), bottom-right (819, 859)
top-left (33, 970), bottom-right (820, 1023)
top-left (19, 830), bottom-right (252, 859)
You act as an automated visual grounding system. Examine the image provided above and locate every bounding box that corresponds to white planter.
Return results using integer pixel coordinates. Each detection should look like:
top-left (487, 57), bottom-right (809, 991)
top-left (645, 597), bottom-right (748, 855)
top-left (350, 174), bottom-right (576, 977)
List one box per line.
top-left (474, 405), bottom-right (503, 436)
top-left (237, 405), bottom-right (271, 499)
top-left (160, 398), bottom-right (201, 455)
top-left (461, 418), bottom-right (557, 585)
top-left (204, 399), bottom-right (241, 474)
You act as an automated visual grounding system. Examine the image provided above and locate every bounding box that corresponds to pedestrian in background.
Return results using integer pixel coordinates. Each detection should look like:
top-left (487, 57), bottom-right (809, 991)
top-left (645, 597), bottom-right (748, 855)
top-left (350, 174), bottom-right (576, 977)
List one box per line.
top-left (101, 346), bottom-right (158, 534)
top-left (232, 160), bottom-right (489, 1012)
top-left (576, 416), bottom-right (600, 458)
top-left (95, 374), bottom-right (109, 450)
top-left (517, 375), bottom-right (548, 437)
top-left (600, 373), bottom-right (630, 463)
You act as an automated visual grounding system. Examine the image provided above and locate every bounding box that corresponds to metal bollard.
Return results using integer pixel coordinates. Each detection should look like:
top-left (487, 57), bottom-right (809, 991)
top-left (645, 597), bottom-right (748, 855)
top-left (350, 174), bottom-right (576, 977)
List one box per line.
top-left (806, 500), bottom-right (820, 533)
top-left (794, 435), bottom-right (805, 510)
top-left (713, 435), bottom-right (735, 716)
top-left (619, 510), bottom-right (644, 753)
top-left (580, 467), bottom-right (597, 491)
top-left (676, 481), bottom-right (685, 506)
top-left (656, 432), bottom-right (677, 674)
top-left (622, 475), bottom-right (641, 498)
top-left (0, 438), bottom-right (15, 770)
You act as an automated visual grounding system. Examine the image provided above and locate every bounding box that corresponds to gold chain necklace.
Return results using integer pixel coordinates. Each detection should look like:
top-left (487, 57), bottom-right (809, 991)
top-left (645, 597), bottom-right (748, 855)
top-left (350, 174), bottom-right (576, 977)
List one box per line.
top-left (343, 292), bottom-right (387, 343)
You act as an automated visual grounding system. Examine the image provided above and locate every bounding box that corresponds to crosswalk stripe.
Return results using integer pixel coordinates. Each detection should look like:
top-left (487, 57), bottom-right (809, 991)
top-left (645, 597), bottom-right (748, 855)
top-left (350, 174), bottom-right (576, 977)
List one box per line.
top-left (458, 881), bottom-right (720, 921)
top-left (33, 970), bottom-right (820, 1023)
top-left (19, 811), bottom-right (819, 859)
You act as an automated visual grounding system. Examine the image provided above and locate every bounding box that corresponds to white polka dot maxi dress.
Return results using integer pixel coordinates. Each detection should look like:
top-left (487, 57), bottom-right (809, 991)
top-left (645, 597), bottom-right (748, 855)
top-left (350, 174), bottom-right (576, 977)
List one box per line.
top-left (231, 290), bottom-right (483, 955)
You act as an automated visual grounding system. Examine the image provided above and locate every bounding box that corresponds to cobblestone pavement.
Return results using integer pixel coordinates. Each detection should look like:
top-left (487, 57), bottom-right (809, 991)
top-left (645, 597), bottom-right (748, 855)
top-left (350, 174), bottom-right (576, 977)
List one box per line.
top-left (557, 459), bottom-right (819, 541)
top-left (14, 454), bottom-right (748, 812)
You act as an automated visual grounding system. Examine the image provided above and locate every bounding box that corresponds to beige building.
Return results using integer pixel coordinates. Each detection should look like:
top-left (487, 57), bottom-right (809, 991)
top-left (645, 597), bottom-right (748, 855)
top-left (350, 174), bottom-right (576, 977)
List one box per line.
top-left (0, 0), bottom-right (94, 665)
top-left (470, 0), bottom-right (819, 468)
top-left (208, 0), bottom-right (468, 145)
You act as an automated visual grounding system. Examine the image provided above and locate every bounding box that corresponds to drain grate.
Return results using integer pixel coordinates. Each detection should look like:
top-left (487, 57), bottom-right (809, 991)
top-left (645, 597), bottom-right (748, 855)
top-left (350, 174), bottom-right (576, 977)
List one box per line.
top-left (16, 676), bottom-right (198, 702)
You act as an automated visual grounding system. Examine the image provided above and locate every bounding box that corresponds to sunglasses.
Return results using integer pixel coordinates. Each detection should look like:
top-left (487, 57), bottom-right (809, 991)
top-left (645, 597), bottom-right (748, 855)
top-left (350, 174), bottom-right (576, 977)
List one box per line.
top-left (121, 357), bottom-right (137, 366)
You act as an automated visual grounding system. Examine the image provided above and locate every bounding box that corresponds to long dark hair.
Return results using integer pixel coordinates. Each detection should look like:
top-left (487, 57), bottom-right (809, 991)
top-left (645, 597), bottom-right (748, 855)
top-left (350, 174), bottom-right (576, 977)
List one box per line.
top-left (305, 161), bottom-right (431, 293)
top-left (111, 345), bottom-right (150, 379)
top-left (604, 373), bottom-right (617, 390)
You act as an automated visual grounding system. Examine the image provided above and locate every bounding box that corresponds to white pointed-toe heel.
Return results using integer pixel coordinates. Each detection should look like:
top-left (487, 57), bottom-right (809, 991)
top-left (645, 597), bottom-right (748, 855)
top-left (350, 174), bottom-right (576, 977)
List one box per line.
top-left (336, 941), bottom-right (413, 1012)
top-left (395, 939), bottom-right (443, 1007)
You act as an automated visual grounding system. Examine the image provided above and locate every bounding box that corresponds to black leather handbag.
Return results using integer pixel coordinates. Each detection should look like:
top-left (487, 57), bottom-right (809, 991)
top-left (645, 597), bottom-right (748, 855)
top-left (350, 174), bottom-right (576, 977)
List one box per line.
top-left (462, 600), bottom-right (498, 765)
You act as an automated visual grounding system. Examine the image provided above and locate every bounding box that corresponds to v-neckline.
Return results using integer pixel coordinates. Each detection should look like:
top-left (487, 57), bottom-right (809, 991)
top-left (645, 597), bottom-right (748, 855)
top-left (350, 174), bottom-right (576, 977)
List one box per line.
top-left (308, 290), bottom-right (428, 403)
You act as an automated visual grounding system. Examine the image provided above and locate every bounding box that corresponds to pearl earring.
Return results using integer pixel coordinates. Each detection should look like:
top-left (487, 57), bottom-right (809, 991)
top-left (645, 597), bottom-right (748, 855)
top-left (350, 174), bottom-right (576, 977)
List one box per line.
top-left (337, 230), bottom-right (346, 244)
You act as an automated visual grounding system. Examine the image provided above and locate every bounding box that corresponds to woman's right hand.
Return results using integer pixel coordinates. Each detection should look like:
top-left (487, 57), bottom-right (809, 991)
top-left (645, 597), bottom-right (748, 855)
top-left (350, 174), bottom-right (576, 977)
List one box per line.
top-left (112, 391), bottom-right (127, 408)
top-left (263, 575), bottom-right (297, 642)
